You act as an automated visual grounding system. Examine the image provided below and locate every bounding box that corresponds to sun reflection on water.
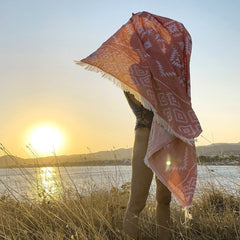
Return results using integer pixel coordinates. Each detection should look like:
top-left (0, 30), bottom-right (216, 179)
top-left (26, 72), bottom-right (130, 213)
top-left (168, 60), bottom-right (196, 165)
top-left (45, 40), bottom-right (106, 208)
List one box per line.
top-left (35, 167), bottom-right (63, 202)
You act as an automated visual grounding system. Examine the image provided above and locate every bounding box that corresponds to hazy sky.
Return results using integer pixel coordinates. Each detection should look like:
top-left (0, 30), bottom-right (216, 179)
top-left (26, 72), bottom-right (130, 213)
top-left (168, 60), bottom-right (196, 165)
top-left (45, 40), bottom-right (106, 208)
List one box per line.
top-left (1, 0), bottom-right (240, 157)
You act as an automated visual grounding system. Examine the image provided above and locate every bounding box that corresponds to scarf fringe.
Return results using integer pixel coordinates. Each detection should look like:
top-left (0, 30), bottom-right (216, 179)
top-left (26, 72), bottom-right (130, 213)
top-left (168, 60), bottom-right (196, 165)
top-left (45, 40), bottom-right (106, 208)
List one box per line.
top-left (183, 206), bottom-right (193, 221)
top-left (75, 60), bottom-right (195, 147)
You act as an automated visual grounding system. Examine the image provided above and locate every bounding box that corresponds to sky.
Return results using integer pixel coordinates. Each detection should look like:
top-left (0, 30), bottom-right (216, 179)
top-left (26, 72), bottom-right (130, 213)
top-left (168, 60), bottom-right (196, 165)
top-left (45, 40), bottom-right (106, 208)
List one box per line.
top-left (1, 0), bottom-right (240, 158)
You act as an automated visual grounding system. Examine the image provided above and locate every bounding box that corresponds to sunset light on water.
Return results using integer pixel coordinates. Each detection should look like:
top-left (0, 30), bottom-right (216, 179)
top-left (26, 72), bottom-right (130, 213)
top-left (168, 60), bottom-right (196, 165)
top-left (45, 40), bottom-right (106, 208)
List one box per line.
top-left (35, 167), bottom-right (62, 201)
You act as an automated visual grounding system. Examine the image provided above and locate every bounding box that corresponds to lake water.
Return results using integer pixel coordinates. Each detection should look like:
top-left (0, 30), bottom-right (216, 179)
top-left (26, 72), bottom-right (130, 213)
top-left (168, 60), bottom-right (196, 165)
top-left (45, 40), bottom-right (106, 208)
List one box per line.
top-left (0, 165), bottom-right (239, 202)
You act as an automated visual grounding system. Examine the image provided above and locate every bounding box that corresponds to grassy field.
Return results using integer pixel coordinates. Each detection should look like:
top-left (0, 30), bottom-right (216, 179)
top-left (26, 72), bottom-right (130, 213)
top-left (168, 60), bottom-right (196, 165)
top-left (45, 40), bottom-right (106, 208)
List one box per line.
top-left (0, 175), bottom-right (239, 240)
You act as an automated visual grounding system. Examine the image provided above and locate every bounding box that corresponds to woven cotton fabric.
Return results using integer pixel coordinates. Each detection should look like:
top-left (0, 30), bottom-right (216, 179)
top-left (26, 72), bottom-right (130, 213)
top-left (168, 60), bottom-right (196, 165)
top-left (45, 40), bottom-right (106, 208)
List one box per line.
top-left (76, 11), bottom-right (202, 206)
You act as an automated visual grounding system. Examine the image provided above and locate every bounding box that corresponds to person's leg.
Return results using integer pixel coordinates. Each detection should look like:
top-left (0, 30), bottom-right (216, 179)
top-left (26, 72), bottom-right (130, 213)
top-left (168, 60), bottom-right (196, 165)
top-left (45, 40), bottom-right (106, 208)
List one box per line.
top-left (123, 91), bottom-right (154, 239)
top-left (123, 127), bottom-right (153, 239)
top-left (155, 176), bottom-right (171, 240)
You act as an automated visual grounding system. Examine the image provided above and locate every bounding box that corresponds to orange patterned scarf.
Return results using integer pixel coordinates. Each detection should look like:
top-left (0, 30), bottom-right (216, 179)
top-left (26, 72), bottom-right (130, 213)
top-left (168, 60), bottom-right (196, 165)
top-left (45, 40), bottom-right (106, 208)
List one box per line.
top-left (76, 11), bottom-right (202, 206)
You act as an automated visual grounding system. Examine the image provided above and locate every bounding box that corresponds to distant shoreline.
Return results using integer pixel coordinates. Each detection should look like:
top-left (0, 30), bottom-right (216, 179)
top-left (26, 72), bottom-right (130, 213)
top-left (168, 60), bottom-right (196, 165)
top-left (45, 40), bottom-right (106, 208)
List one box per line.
top-left (0, 161), bottom-right (239, 169)
top-left (0, 160), bottom-right (131, 169)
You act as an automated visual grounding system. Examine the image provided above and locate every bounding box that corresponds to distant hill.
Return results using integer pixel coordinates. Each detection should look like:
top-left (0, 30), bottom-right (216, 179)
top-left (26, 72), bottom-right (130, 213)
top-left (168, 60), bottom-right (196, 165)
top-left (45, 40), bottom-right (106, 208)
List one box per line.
top-left (0, 143), bottom-right (239, 168)
top-left (0, 155), bottom-right (25, 168)
top-left (0, 148), bottom-right (132, 168)
top-left (196, 142), bottom-right (240, 156)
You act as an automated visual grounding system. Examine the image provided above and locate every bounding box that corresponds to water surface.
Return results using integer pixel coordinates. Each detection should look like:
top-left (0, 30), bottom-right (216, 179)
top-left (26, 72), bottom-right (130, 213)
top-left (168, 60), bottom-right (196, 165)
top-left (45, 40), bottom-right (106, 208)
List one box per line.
top-left (0, 165), bottom-right (239, 201)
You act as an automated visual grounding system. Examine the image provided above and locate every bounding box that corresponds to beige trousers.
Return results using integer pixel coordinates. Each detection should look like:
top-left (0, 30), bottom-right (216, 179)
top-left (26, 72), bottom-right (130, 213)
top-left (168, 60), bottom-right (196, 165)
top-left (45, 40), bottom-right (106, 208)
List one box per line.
top-left (123, 128), bottom-right (171, 240)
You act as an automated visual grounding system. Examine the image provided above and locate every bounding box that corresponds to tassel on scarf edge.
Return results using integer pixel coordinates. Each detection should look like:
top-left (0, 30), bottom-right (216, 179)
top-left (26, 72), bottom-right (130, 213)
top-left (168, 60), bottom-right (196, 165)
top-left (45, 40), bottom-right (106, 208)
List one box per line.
top-left (183, 206), bottom-right (193, 221)
top-left (75, 60), bottom-right (195, 146)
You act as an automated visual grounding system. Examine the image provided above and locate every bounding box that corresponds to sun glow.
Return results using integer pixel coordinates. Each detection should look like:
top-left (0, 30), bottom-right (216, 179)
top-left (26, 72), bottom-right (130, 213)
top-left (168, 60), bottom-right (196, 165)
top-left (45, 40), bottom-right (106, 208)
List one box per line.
top-left (29, 126), bottom-right (63, 154)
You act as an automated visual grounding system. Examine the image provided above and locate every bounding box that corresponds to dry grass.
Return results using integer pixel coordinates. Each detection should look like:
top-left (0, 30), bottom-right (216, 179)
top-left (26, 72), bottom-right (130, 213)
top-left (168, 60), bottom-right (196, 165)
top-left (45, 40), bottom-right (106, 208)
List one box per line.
top-left (0, 176), bottom-right (239, 240)
top-left (0, 183), bottom-right (129, 240)
top-left (171, 185), bottom-right (240, 240)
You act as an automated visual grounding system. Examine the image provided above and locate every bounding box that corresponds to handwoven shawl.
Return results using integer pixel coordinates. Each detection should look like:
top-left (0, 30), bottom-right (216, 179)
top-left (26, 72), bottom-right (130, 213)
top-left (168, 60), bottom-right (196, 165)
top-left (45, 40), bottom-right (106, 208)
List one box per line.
top-left (76, 11), bottom-right (202, 207)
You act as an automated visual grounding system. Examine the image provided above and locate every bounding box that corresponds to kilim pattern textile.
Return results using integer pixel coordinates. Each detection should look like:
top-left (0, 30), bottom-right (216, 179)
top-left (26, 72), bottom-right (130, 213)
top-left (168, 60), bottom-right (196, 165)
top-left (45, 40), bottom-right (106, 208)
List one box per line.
top-left (76, 11), bottom-right (202, 206)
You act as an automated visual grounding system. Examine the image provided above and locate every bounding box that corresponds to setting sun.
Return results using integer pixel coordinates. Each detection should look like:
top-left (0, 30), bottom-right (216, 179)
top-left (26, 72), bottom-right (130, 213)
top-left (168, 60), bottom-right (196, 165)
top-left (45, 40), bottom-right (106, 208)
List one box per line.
top-left (29, 126), bottom-right (63, 154)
